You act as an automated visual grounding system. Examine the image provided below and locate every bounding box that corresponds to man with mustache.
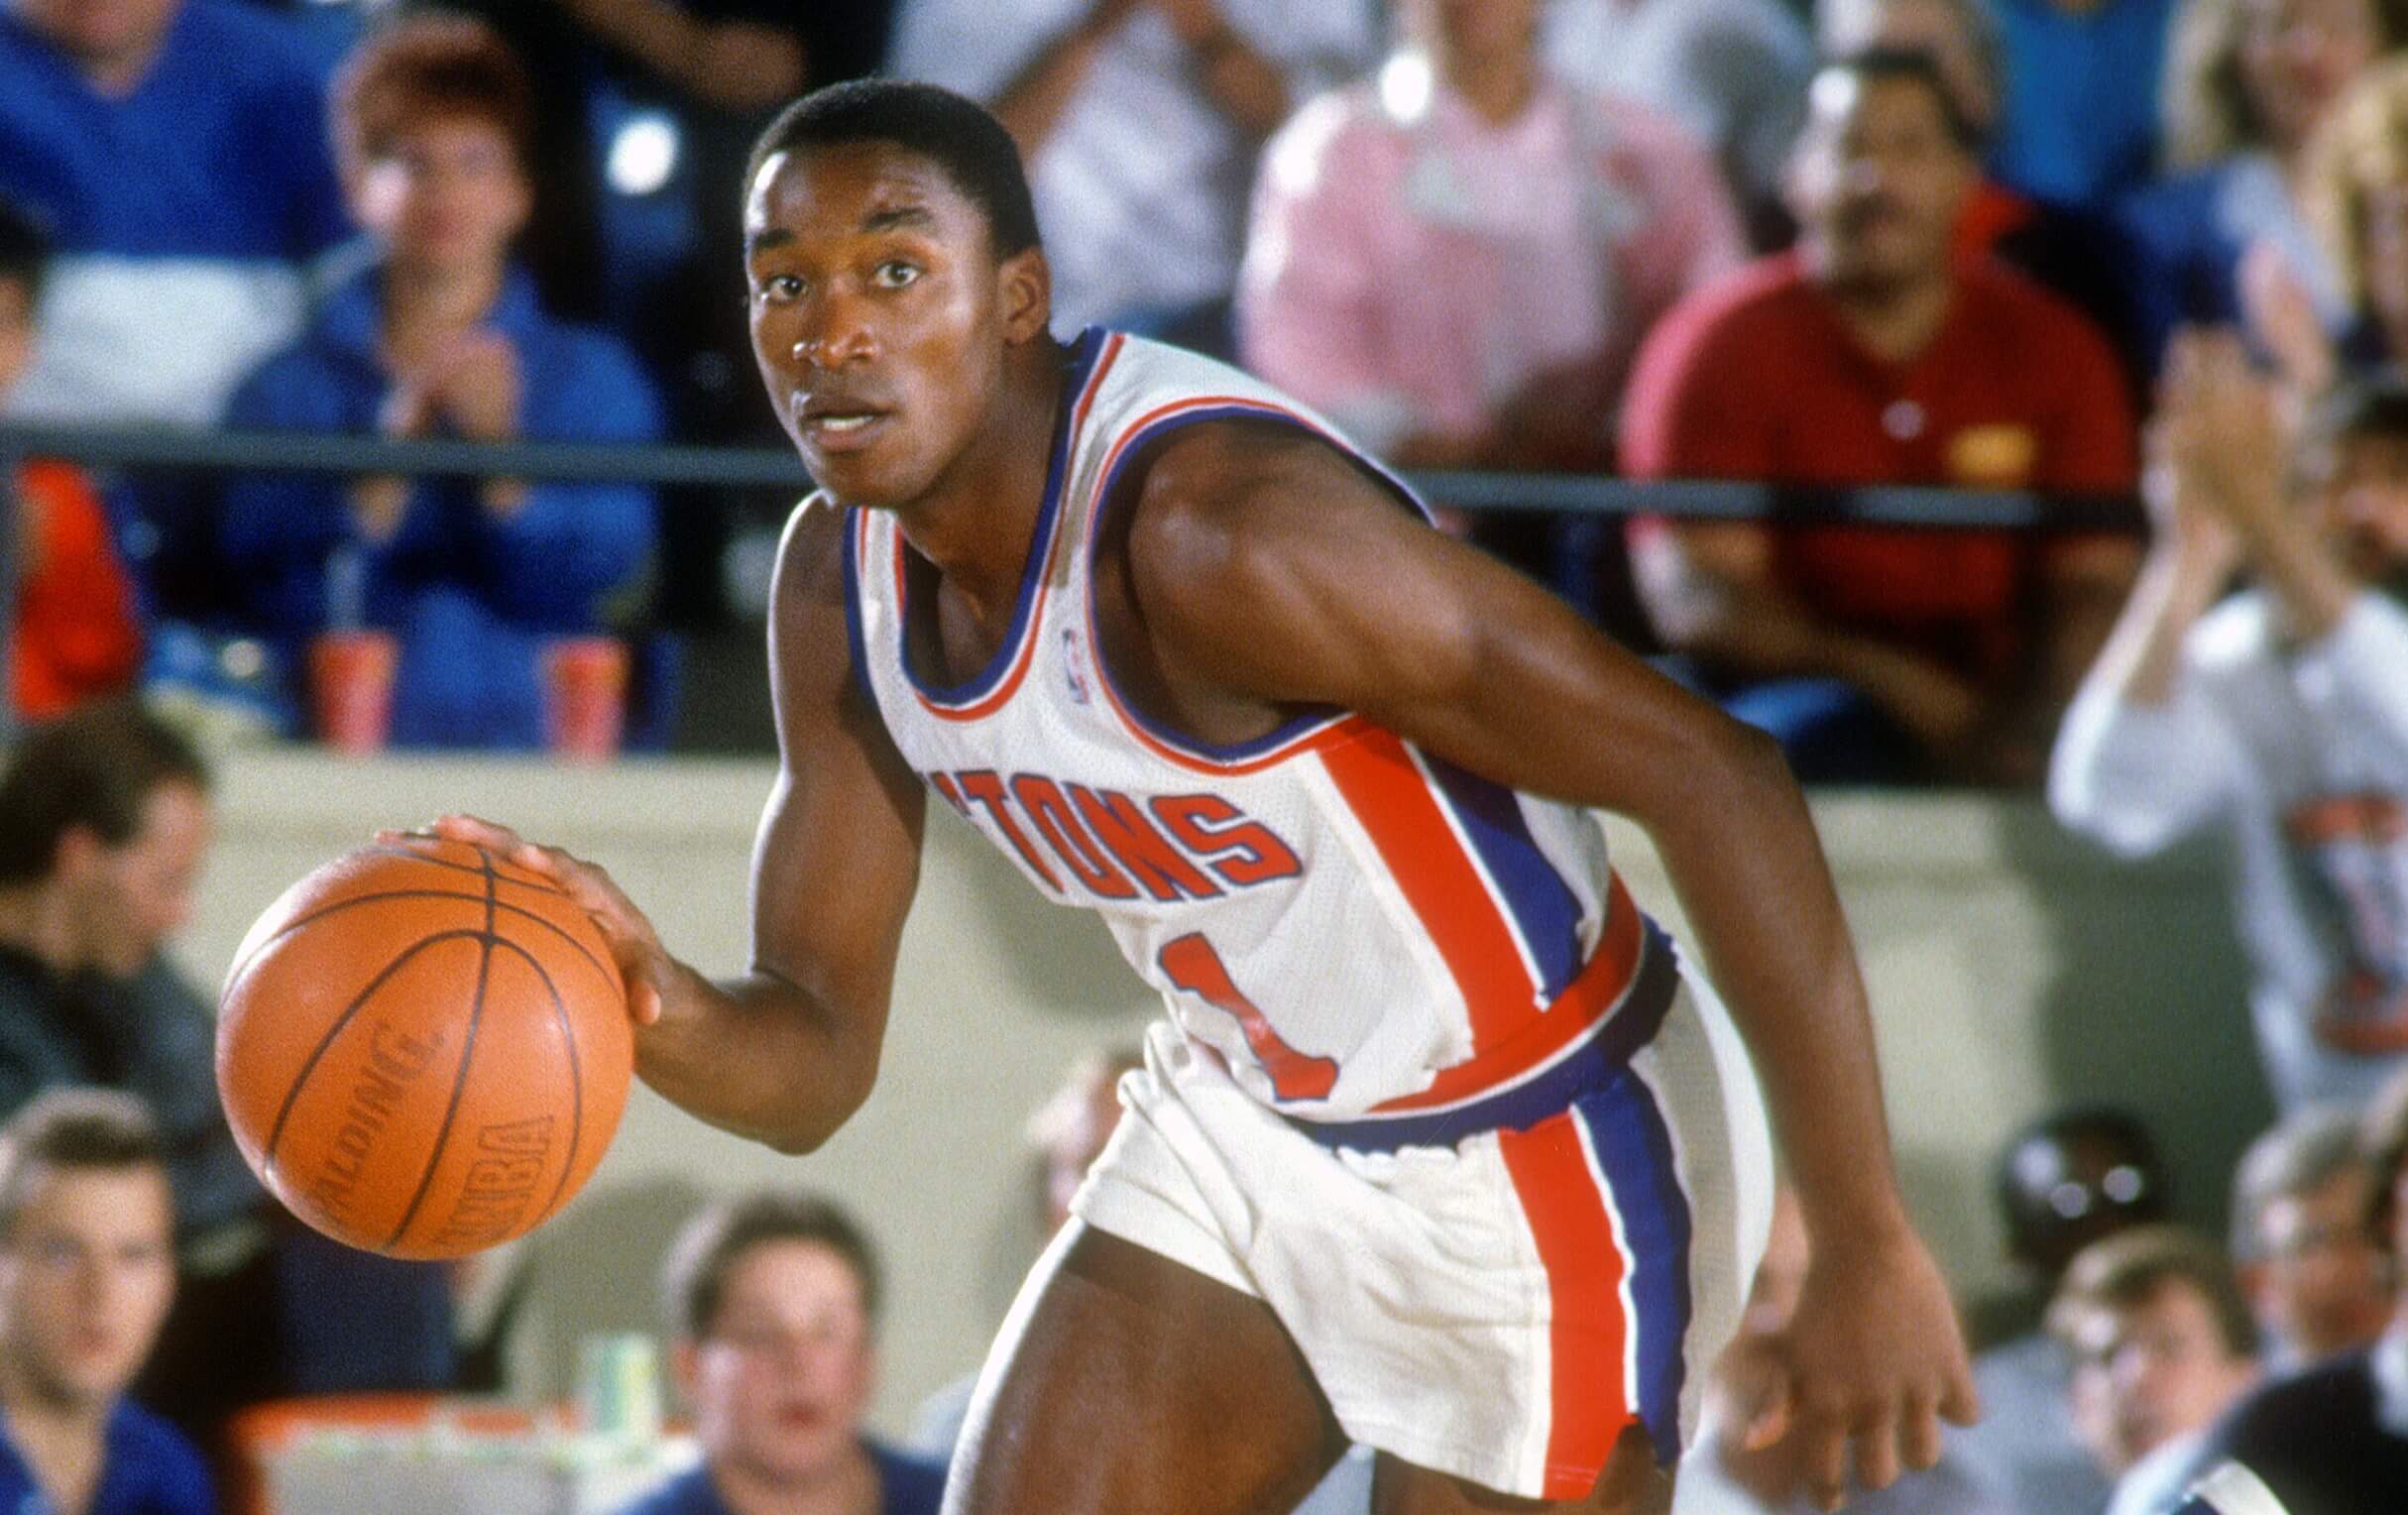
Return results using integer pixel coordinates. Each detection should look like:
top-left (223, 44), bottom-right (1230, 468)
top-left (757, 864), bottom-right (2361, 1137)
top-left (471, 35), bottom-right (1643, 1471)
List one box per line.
top-left (1623, 49), bottom-right (2138, 787)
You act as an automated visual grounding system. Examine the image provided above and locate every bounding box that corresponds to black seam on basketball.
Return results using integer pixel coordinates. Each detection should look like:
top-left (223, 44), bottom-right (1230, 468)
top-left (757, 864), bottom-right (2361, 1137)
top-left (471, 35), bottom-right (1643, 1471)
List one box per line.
top-left (357, 844), bottom-right (570, 896)
top-left (227, 888), bottom-right (613, 992)
top-left (259, 928), bottom-right (494, 1180)
top-left (492, 937), bottom-right (584, 1229)
top-left (384, 854), bottom-right (500, 1251)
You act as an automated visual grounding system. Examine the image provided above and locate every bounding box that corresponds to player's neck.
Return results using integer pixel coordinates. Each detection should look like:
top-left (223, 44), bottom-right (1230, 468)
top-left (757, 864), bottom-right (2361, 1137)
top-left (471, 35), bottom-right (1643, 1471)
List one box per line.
top-left (889, 338), bottom-right (1071, 616)
top-left (0, 881), bottom-right (84, 977)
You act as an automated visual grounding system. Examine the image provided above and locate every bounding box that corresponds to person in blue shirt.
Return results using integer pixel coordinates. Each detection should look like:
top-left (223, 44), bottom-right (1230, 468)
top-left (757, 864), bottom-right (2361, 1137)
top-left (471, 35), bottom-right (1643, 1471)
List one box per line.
top-left (220, 12), bottom-right (661, 751)
top-left (623, 1192), bottom-right (945, 1515)
top-left (0, 1089), bottom-right (213, 1515)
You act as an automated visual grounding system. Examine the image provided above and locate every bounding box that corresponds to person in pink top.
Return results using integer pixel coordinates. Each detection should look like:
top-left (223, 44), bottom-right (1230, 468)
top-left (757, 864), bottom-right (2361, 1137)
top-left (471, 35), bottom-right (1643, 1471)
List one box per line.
top-left (1234, 0), bottom-right (1744, 479)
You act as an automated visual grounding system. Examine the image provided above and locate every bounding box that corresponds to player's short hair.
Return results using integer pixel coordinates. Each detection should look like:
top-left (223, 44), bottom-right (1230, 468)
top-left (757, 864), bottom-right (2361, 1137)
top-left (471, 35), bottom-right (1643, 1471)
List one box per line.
top-left (2046, 1224), bottom-right (2259, 1363)
top-left (0, 1089), bottom-right (165, 1240)
top-left (661, 1190), bottom-right (883, 1340)
top-left (2230, 1104), bottom-right (2369, 1263)
top-left (333, 14), bottom-right (537, 174)
top-left (744, 79), bottom-right (1043, 261)
top-left (0, 699), bottom-right (210, 889)
top-left (1810, 48), bottom-right (1989, 154)
top-left (0, 193), bottom-right (51, 307)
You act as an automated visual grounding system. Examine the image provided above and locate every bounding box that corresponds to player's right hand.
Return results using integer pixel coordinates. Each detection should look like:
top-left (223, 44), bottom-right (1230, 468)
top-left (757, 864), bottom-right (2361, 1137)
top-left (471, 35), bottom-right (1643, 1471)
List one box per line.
top-left (376, 814), bottom-right (674, 1028)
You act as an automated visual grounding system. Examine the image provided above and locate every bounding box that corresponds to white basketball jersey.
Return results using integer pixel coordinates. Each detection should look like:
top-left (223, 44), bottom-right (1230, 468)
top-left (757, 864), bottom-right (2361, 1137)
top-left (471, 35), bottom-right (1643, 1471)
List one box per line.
top-left (842, 329), bottom-right (1657, 1119)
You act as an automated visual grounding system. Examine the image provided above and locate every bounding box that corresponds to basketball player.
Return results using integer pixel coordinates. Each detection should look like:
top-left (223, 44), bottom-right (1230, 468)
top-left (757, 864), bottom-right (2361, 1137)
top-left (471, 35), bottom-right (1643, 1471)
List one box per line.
top-left (422, 80), bottom-right (1974, 1514)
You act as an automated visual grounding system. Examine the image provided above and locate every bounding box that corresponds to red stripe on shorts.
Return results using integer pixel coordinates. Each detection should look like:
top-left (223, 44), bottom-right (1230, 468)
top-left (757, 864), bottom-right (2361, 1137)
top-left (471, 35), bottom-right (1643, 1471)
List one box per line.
top-left (1498, 1110), bottom-right (1635, 1499)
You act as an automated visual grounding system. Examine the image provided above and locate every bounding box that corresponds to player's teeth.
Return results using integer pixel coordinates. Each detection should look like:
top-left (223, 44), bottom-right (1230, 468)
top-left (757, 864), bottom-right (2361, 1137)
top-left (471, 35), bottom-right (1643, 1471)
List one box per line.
top-left (819, 414), bottom-right (872, 431)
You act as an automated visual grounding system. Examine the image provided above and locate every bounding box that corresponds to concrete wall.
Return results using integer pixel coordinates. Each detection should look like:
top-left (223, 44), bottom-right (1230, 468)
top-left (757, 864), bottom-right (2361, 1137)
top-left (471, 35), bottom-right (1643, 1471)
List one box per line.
top-left (184, 752), bottom-right (2269, 1437)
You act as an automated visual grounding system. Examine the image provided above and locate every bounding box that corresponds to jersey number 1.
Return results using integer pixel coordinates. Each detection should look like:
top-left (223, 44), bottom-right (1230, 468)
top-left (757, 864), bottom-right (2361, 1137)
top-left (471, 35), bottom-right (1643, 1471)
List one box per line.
top-left (1158, 934), bottom-right (1339, 1102)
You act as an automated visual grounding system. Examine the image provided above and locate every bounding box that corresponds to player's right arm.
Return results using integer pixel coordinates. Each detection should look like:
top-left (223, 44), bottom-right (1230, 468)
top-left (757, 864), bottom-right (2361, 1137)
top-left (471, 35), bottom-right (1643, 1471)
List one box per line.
top-left (428, 499), bottom-right (926, 1154)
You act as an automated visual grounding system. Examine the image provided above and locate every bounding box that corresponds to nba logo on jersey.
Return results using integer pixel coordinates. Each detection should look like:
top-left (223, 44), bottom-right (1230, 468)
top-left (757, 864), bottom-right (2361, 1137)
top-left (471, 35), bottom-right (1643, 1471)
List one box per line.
top-left (2174, 1463), bottom-right (2292, 1515)
top-left (1061, 627), bottom-right (1090, 705)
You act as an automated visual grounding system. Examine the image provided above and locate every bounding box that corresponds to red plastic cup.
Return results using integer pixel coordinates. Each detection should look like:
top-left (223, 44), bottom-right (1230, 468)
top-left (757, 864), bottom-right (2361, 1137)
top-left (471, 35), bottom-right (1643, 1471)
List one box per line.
top-left (307, 630), bottom-right (399, 756)
top-left (542, 636), bottom-right (629, 763)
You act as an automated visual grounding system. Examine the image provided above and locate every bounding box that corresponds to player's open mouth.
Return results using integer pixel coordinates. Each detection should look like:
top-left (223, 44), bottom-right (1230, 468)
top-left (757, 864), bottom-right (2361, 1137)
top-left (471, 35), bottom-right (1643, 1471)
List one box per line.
top-left (793, 397), bottom-right (893, 451)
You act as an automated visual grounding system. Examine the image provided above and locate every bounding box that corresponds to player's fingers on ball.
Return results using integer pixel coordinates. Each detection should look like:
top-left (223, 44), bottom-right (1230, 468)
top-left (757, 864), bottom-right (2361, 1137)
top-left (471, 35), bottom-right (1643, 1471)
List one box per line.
top-left (1850, 1408), bottom-right (1901, 1491)
top-left (432, 812), bottom-right (517, 849)
top-left (1938, 1367), bottom-right (1981, 1428)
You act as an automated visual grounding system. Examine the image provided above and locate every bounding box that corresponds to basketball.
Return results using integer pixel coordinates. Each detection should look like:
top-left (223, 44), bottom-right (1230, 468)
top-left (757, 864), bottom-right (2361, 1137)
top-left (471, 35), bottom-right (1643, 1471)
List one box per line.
top-left (215, 839), bottom-right (632, 1259)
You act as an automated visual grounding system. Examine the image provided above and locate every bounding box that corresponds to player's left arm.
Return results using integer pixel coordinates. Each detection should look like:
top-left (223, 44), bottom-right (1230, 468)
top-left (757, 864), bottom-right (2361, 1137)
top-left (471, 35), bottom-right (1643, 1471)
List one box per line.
top-left (1128, 423), bottom-right (1977, 1507)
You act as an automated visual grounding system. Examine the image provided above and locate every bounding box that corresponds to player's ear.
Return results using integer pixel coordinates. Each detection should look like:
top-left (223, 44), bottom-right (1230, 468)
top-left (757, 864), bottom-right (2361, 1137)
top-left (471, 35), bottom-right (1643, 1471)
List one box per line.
top-left (996, 245), bottom-right (1051, 346)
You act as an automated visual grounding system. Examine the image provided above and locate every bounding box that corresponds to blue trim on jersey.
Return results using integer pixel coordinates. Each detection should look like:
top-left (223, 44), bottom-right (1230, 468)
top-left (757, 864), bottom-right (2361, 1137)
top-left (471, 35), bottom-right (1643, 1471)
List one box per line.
top-left (1572, 1065), bottom-right (1695, 1464)
top-left (1425, 756), bottom-right (1587, 1000)
top-left (895, 326), bottom-right (1108, 710)
top-left (1086, 400), bottom-right (1431, 764)
top-left (839, 512), bottom-right (877, 713)
top-left (1287, 919), bottom-right (1678, 1152)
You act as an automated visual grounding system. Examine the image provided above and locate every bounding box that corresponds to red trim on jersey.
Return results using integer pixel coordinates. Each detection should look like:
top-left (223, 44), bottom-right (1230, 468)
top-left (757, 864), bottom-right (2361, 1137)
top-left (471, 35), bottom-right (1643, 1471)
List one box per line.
top-left (906, 333), bottom-right (1126, 723)
top-left (1368, 873), bottom-right (1644, 1115)
top-left (1498, 1113), bottom-right (1636, 1500)
top-left (1319, 728), bottom-right (1537, 1056)
top-left (1078, 391), bottom-right (1399, 775)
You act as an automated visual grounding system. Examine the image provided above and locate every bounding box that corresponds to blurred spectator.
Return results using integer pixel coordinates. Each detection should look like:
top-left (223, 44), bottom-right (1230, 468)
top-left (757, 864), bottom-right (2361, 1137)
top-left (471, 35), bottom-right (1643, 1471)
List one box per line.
top-left (624, 1191), bottom-right (945, 1515)
top-left (0, 195), bottom-right (142, 721)
top-left (1952, 1107), bottom-right (2169, 1515)
top-left (2230, 1104), bottom-right (2392, 1371)
top-left (1818, 0), bottom-right (2150, 384)
top-left (0, 700), bottom-right (456, 1439)
top-left (1540, 0), bottom-right (1813, 244)
top-left (887, 0), bottom-right (1381, 352)
top-left (2298, 56), bottom-right (2408, 385)
top-left (0, 0), bottom-right (348, 425)
top-left (2118, 0), bottom-right (2404, 380)
top-left (220, 16), bottom-right (663, 751)
top-left (1987, 0), bottom-right (2181, 209)
top-left (0, 1090), bottom-right (210, 1515)
top-left (2047, 1225), bottom-right (2262, 1515)
top-left (2050, 342), bottom-right (2408, 1112)
top-left (1622, 51), bottom-right (2139, 786)
top-left (1237, 0), bottom-right (1743, 473)
top-left (2172, 1069), bottom-right (2408, 1511)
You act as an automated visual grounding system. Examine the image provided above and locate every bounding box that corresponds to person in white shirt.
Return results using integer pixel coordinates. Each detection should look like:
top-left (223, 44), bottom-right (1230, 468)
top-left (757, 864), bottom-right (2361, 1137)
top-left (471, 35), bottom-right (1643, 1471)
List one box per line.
top-left (2050, 331), bottom-right (2408, 1113)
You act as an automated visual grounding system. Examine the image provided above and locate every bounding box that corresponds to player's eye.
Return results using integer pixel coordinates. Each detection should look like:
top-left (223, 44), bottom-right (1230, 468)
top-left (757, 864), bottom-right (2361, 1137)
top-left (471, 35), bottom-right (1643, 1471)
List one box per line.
top-left (872, 260), bottom-right (921, 290)
top-left (755, 273), bottom-right (806, 304)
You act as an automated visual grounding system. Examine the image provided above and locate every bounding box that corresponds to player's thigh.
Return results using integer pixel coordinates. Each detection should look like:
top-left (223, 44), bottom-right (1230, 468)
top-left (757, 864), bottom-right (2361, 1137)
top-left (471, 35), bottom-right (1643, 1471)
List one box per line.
top-left (948, 1221), bottom-right (1345, 1515)
top-left (1371, 1428), bottom-right (1672, 1515)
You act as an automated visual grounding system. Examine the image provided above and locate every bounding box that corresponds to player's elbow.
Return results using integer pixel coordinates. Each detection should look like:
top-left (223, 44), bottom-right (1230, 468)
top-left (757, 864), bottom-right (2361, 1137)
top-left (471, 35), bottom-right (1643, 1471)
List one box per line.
top-left (758, 1044), bottom-right (880, 1156)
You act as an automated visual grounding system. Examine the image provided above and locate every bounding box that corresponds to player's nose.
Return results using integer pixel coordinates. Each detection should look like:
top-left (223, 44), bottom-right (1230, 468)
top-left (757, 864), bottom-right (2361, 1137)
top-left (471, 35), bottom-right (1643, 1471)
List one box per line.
top-left (792, 291), bottom-right (878, 369)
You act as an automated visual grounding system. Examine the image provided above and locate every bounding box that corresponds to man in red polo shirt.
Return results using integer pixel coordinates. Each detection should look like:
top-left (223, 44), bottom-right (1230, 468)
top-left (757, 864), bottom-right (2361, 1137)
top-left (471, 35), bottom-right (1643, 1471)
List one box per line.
top-left (1621, 48), bottom-right (2136, 786)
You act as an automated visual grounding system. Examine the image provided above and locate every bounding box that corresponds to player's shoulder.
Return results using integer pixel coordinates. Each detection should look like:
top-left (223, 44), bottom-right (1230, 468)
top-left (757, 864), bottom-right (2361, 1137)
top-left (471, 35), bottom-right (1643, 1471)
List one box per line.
top-left (773, 491), bottom-right (851, 599)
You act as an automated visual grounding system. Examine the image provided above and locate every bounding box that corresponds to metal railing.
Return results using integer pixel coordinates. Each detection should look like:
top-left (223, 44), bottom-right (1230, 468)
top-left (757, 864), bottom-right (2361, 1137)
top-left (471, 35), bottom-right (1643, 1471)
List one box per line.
top-left (0, 420), bottom-right (2149, 742)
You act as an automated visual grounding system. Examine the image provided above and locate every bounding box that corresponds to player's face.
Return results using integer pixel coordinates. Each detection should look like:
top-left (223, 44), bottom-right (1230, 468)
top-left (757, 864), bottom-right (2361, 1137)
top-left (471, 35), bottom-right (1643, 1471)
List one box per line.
top-left (0, 277), bottom-right (32, 402)
top-left (684, 1240), bottom-right (876, 1487)
top-left (2239, 0), bottom-right (2379, 155)
top-left (353, 114), bottom-right (532, 280)
top-left (745, 143), bottom-right (1047, 509)
top-left (2250, 1168), bottom-right (2389, 1359)
top-left (67, 780), bottom-right (209, 981)
top-left (1788, 71), bottom-right (1975, 295)
top-left (2065, 1282), bottom-right (2257, 1474)
top-left (0, 1165), bottom-right (175, 1410)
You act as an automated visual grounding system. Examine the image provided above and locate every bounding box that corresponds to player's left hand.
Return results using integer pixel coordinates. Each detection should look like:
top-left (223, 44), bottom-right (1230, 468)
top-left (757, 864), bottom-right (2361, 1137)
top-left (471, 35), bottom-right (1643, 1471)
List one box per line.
top-left (1713, 1224), bottom-right (1978, 1511)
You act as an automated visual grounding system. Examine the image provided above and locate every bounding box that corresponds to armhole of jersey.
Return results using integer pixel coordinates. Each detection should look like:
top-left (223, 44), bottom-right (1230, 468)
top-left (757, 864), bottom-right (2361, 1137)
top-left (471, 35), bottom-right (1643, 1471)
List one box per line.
top-left (838, 508), bottom-right (877, 716)
top-left (1084, 403), bottom-right (1429, 767)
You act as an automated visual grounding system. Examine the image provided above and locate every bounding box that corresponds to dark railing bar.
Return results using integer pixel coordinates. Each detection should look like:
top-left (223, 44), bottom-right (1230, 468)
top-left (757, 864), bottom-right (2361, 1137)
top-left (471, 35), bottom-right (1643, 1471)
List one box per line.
top-left (0, 423), bottom-right (2145, 531)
